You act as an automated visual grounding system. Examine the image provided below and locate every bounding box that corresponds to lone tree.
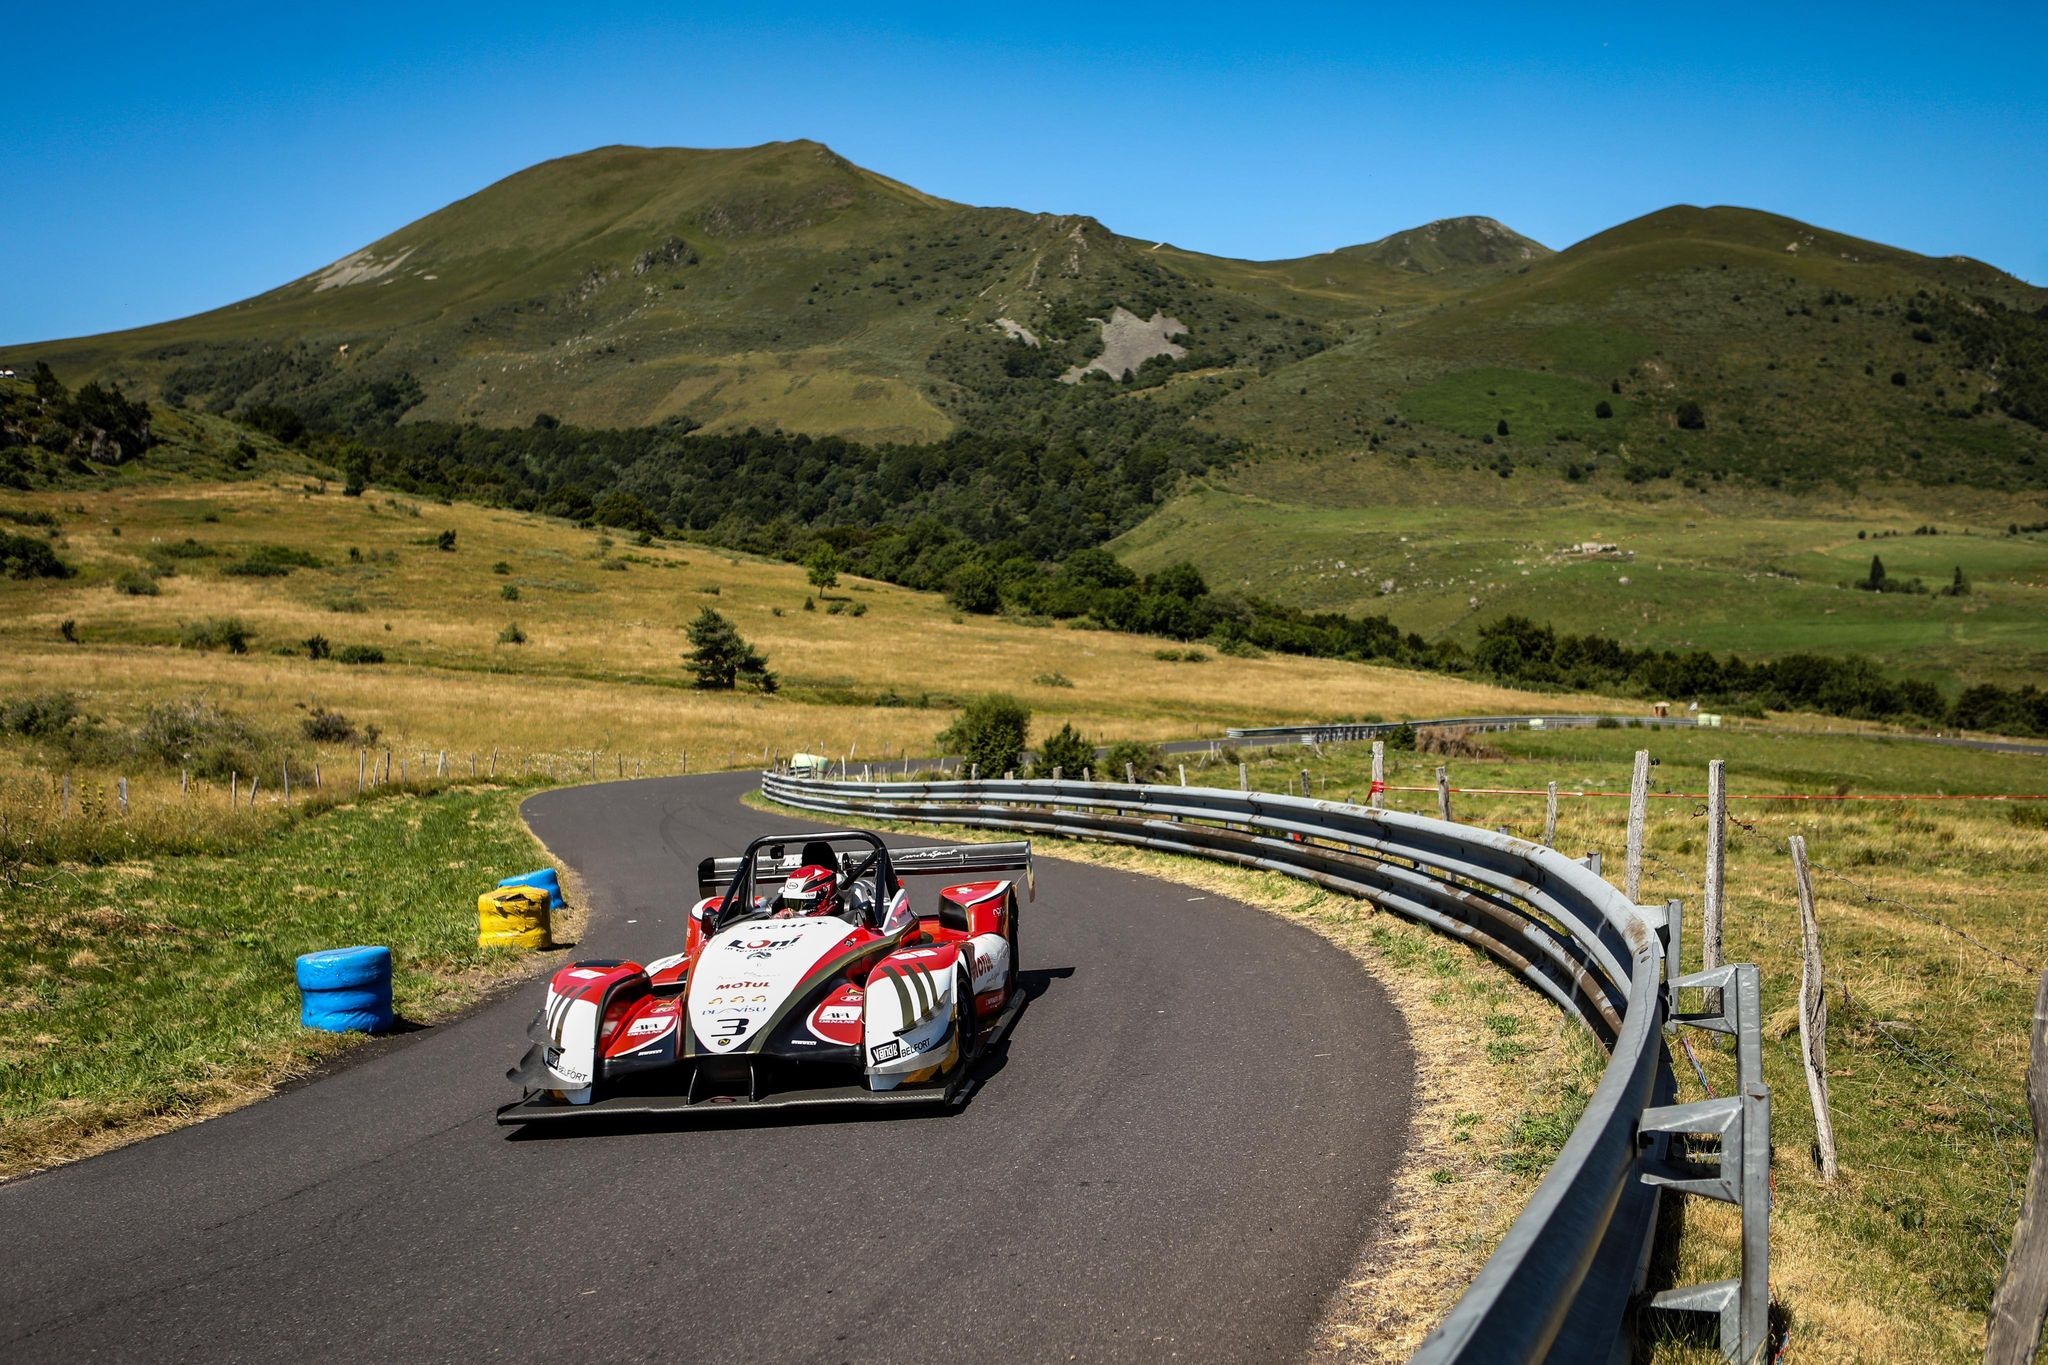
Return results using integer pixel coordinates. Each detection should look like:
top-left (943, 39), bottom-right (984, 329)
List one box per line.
top-left (1675, 400), bottom-right (1707, 430)
top-left (938, 693), bottom-right (1030, 777)
top-left (685, 607), bottom-right (777, 692)
top-left (804, 544), bottom-right (842, 591)
top-left (1865, 554), bottom-right (1888, 590)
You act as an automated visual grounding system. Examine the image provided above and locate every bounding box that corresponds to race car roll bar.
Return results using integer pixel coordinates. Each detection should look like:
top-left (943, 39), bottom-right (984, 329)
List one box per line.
top-left (696, 836), bottom-right (1034, 901)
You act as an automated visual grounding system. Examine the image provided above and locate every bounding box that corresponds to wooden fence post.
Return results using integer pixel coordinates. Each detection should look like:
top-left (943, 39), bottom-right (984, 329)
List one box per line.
top-left (1238, 762), bottom-right (1249, 792)
top-left (314, 764), bottom-right (322, 790)
top-left (1299, 768), bottom-right (1312, 799)
top-left (61, 773), bottom-right (72, 819)
top-left (1123, 761), bottom-right (1136, 784)
top-left (1544, 781), bottom-right (1559, 846)
top-left (1790, 834), bottom-right (1840, 1182)
top-left (117, 777), bottom-right (128, 815)
top-left (229, 772), bottom-right (237, 809)
top-left (438, 750), bottom-right (447, 777)
top-left (399, 760), bottom-right (407, 786)
top-left (181, 769), bottom-right (189, 795)
top-left (489, 750), bottom-right (498, 779)
top-left (1435, 767), bottom-right (1452, 822)
top-left (281, 763), bottom-right (290, 806)
top-left (1178, 764), bottom-right (1187, 787)
top-left (1370, 741), bottom-right (1386, 809)
top-left (1625, 749), bottom-right (1651, 902)
top-left (357, 749), bottom-right (366, 793)
top-left (248, 775), bottom-right (260, 807)
top-left (1052, 766), bottom-right (1062, 782)
top-left (1704, 759), bottom-right (1727, 974)
top-left (1987, 971), bottom-right (2048, 1364)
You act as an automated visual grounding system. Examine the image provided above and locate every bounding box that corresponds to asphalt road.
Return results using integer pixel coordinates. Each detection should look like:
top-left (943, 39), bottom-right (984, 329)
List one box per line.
top-left (0, 772), bottom-right (1415, 1362)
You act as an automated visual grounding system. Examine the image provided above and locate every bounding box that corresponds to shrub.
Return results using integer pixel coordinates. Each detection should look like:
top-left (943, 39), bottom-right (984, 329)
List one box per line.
top-left (181, 617), bottom-right (252, 653)
top-left (0, 691), bottom-right (81, 738)
top-left (1101, 738), bottom-right (1166, 781)
top-left (436, 529), bottom-right (457, 551)
top-left (336, 644), bottom-right (385, 664)
top-left (1595, 400), bottom-right (1614, 419)
top-left (826, 599), bottom-right (847, 615)
top-left (937, 694), bottom-right (1031, 777)
top-left (115, 570), bottom-right (159, 596)
top-left (501, 583), bottom-right (520, 600)
top-left (303, 634), bottom-right (330, 661)
top-left (1035, 721), bottom-right (1094, 777)
top-left (498, 621), bottom-right (526, 644)
top-left (492, 561), bottom-right (511, 574)
top-left (1674, 400), bottom-right (1707, 430)
top-left (848, 601), bottom-right (867, 617)
top-left (301, 707), bottom-right (356, 742)
top-left (324, 595), bottom-right (367, 613)
top-left (1033, 672), bottom-right (1075, 688)
top-left (223, 544), bottom-right (323, 577)
top-left (133, 696), bottom-right (272, 778)
top-left (947, 563), bottom-right (1001, 614)
top-left (1, 531), bottom-right (74, 579)
top-left (1385, 722), bottom-right (1419, 749)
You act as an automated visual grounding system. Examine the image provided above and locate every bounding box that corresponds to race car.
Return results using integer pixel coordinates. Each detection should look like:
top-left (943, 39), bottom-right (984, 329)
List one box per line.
top-left (498, 830), bottom-right (1030, 1123)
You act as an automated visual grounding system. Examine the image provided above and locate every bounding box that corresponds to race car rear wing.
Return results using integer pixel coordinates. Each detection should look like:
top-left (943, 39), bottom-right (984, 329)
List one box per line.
top-left (697, 839), bottom-right (1034, 901)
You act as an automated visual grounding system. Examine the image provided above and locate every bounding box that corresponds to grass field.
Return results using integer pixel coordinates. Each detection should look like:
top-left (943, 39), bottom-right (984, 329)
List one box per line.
top-left (1115, 453), bottom-right (2048, 688)
top-left (0, 784), bottom-right (567, 1179)
top-left (1234, 726), bottom-right (2048, 1361)
top-left (0, 477), bottom-right (1622, 806)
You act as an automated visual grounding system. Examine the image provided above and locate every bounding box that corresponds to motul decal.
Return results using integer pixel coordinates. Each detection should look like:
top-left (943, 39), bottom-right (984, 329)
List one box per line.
top-left (710, 980), bottom-right (771, 991)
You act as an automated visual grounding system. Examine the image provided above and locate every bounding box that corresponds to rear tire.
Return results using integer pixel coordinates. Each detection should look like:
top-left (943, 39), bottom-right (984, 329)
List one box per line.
top-left (955, 968), bottom-right (978, 1063)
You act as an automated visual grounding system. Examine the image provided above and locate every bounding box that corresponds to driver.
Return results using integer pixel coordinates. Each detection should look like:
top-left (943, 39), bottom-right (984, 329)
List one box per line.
top-left (774, 864), bottom-right (842, 919)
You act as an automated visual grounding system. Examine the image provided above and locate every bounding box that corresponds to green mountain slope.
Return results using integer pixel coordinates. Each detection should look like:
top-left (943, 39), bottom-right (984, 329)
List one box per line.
top-left (11, 140), bottom-right (1472, 443)
top-left (1204, 205), bottom-right (2048, 489)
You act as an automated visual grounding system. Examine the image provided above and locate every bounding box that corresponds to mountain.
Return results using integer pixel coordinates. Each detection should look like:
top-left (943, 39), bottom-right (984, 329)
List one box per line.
top-left (1341, 216), bottom-right (1552, 275)
top-left (1204, 204), bottom-right (2048, 490)
top-left (7, 146), bottom-right (2044, 494)
top-left (8, 141), bottom-right (1493, 443)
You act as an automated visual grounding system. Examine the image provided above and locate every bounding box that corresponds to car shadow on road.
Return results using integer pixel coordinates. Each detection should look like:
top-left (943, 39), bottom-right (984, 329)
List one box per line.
top-left (501, 965), bottom-right (1073, 1142)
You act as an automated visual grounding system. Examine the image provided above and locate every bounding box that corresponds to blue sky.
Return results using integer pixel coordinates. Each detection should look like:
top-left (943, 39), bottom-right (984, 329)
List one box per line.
top-left (3, 2), bottom-right (2042, 341)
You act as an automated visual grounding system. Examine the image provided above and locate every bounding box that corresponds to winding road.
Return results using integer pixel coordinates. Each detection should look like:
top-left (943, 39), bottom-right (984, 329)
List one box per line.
top-left (0, 772), bottom-right (1415, 1362)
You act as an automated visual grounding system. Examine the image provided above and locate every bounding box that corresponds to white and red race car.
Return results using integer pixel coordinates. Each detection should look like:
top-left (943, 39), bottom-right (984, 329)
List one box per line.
top-left (499, 830), bottom-right (1030, 1123)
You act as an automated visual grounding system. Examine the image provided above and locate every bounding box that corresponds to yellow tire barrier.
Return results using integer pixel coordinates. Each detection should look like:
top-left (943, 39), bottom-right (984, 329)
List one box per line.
top-left (478, 886), bottom-right (552, 950)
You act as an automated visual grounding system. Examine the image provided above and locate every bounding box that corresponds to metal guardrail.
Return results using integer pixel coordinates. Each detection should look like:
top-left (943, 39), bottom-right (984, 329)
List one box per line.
top-left (761, 770), bottom-right (1770, 1363)
top-left (1223, 714), bottom-right (1704, 746)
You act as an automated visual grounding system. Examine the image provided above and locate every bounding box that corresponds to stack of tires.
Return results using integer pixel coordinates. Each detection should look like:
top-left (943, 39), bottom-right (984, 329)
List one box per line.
top-left (296, 946), bottom-right (395, 1033)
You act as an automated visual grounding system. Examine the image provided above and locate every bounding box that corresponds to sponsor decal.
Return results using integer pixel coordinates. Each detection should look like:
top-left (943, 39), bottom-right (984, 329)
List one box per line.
top-left (819, 1005), bottom-right (860, 1024)
top-left (897, 949), bottom-right (940, 960)
top-left (627, 1016), bottom-right (672, 1037)
top-left (870, 1039), bottom-right (903, 1063)
top-left (973, 954), bottom-right (994, 979)
top-left (712, 980), bottom-right (771, 991)
top-left (724, 935), bottom-right (800, 956)
top-left (566, 968), bottom-right (607, 981)
top-left (789, 1039), bottom-right (818, 1047)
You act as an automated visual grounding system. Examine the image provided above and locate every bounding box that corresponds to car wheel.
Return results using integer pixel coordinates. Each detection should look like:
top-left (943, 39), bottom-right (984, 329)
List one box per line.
top-left (955, 967), bottom-right (978, 1062)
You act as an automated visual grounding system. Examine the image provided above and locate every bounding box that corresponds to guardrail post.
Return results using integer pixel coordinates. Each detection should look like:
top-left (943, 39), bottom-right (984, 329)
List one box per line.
top-left (1643, 961), bottom-right (1772, 1362)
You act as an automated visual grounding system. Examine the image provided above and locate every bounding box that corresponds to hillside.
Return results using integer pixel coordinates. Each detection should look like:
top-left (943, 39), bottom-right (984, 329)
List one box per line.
top-left (1205, 205), bottom-right (2048, 490)
top-left (7, 141), bottom-right (1470, 444)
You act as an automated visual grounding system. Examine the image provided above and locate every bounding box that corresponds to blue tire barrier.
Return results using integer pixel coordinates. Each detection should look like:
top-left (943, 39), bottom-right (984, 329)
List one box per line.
top-left (498, 868), bottom-right (564, 910)
top-left (297, 945), bottom-right (394, 1033)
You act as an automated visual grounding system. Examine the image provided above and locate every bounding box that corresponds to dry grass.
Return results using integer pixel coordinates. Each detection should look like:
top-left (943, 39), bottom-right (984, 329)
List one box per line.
top-left (0, 478), bottom-right (1619, 754)
top-left (1271, 728), bottom-right (2048, 1362)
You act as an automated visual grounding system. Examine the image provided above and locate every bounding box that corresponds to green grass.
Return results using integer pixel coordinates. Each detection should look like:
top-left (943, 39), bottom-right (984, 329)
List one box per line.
top-left (0, 785), bottom-right (556, 1178)
top-left (1114, 458), bottom-right (2048, 687)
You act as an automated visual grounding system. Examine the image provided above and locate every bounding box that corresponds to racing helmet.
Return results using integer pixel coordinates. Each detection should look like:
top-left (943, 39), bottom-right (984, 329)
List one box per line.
top-left (777, 864), bottom-right (840, 918)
